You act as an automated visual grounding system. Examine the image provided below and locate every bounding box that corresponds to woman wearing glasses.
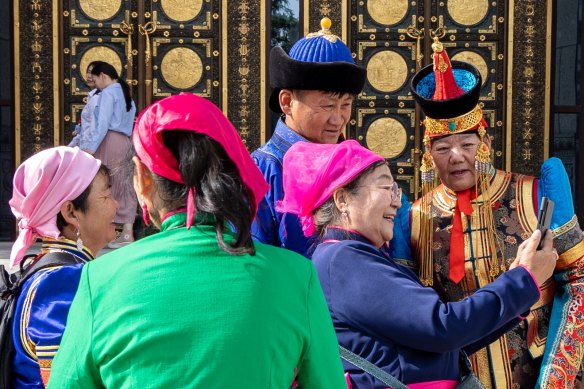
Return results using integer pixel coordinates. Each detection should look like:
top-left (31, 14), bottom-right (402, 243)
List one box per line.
top-left (278, 140), bottom-right (557, 389)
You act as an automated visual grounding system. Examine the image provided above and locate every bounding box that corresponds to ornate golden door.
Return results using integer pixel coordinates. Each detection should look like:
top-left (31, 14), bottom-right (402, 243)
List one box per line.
top-left (347, 0), bottom-right (508, 201)
top-left (61, 1), bottom-right (225, 145)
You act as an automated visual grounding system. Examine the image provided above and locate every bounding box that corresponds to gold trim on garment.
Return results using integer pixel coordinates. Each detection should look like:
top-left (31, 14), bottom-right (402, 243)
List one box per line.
top-left (553, 214), bottom-right (579, 237)
top-left (557, 240), bottom-right (584, 269)
top-left (515, 174), bottom-right (538, 234)
top-left (19, 267), bottom-right (62, 360)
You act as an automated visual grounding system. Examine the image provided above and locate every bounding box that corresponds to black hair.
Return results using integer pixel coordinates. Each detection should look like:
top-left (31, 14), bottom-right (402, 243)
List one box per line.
top-left (154, 131), bottom-right (255, 255)
top-left (86, 61), bottom-right (99, 73)
top-left (56, 165), bottom-right (110, 232)
top-left (90, 61), bottom-right (133, 112)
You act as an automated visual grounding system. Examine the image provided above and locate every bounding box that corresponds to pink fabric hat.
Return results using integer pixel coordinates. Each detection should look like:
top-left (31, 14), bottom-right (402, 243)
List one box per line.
top-left (277, 140), bottom-right (385, 236)
top-left (132, 93), bottom-right (269, 228)
top-left (9, 146), bottom-right (101, 266)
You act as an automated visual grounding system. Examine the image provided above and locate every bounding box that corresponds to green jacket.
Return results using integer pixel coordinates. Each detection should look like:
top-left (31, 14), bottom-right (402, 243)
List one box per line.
top-left (48, 213), bottom-right (345, 388)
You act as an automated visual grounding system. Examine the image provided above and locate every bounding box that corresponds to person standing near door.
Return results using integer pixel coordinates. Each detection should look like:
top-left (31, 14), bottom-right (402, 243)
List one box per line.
top-left (405, 37), bottom-right (584, 388)
top-left (84, 61), bottom-right (137, 248)
top-left (69, 61), bottom-right (100, 149)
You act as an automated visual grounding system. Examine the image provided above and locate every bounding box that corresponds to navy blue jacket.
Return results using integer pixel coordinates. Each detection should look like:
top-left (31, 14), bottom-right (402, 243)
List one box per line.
top-left (312, 228), bottom-right (539, 388)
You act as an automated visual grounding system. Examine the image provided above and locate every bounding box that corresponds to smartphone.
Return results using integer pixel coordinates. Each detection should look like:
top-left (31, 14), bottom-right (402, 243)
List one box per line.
top-left (536, 197), bottom-right (554, 250)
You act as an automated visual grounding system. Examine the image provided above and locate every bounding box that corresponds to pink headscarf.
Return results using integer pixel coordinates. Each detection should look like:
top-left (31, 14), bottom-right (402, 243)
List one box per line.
top-left (9, 147), bottom-right (101, 266)
top-left (277, 140), bottom-right (385, 237)
top-left (132, 93), bottom-right (269, 228)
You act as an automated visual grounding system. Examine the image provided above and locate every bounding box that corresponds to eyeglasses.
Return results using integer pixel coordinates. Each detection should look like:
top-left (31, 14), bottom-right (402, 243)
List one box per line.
top-left (359, 182), bottom-right (402, 202)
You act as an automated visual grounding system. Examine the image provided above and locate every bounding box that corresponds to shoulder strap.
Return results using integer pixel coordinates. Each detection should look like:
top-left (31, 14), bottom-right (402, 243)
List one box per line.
top-left (339, 345), bottom-right (408, 389)
top-left (19, 251), bottom-right (84, 286)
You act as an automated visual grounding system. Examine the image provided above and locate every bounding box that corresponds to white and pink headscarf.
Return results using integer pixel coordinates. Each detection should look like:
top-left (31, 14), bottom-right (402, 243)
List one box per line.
top-left (9, 146), bottom-right (101, 266)
top-left (277, 140), bottom-right (385, 237)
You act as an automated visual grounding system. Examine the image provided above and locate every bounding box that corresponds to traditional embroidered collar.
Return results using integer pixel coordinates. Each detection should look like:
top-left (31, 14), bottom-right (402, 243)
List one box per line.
top-left (41, 236), bottom-right (94, 263)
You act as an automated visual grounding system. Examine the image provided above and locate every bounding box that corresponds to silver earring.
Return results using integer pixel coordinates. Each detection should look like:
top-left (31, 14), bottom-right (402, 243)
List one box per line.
top-left (76, 228), bottom-right (84, 251)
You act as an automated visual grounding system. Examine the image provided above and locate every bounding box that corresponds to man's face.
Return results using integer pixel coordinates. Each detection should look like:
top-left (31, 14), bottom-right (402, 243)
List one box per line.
top-left (430, 132), bottom-right (488, 192)
top-left (281, 90), bottom-right (353, 144)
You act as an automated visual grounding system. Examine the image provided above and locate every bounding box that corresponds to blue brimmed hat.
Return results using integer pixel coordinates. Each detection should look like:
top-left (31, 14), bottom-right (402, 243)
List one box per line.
top-left (269, 18), bottom-right (367, 113)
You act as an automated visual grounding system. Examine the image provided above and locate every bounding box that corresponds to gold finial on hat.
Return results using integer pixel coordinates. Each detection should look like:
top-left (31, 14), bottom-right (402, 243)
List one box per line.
top-left (306, 16), bottom-right (338, 42)
top-left (431, 36), bottom-right (444, 54)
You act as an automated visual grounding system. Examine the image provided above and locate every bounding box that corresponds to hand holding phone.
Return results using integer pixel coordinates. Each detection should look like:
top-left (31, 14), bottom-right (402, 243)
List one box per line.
top-left (536, 197), bottom-right (554, 250)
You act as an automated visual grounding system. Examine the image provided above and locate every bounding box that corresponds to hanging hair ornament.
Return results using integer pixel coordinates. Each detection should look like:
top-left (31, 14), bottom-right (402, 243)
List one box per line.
top-left (76, 227), bottom-right (84, 252)
top-left (418, 134), bottom-right (436, 286)
top-left (474, 122), bottom-right (492, 175)
top-left (472, 121), bottom-right (505, 277)
top-left (420, 135), bottom-right (435, 184)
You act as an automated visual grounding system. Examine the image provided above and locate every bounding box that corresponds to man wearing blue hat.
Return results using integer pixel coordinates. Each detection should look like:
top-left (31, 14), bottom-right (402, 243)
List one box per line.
top-left (251, 18), bottom-right (367, 256)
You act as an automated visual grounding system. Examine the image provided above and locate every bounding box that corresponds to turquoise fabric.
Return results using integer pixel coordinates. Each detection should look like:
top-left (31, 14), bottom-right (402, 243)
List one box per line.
top-left (416, 69), bottom-right (478, 99)
top-left (48, 212), bottom-right (345, 388)
top-left (537, 157), bottom-right (575, 228)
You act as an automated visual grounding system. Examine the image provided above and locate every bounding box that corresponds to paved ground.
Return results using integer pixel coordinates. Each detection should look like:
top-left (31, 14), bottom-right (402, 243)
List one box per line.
top-left (0, 241), bottom-right (114, 268)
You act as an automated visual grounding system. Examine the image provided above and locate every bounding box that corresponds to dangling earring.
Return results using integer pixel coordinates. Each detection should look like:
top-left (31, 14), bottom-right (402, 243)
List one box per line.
top-left (474, 122), bottom-right (493, 175)
top-left (141, 196), bottom-right (151, 226)
top-left (473, 121), bottom-right (504, 277)
top-left (420, 134), bottom-right (435, 185)
top-left (76, 227), bottom-right (84, 251)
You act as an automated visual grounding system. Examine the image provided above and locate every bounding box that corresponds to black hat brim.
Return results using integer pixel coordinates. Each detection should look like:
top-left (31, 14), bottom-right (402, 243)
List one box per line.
top-left (268, 46), bottom-right (367, 113)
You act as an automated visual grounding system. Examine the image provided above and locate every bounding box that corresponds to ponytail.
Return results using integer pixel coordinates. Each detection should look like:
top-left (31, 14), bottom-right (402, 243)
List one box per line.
top-left (117, 78), bottom-right (132, 112)
top-left (154, 131), bottom-right (255, 255)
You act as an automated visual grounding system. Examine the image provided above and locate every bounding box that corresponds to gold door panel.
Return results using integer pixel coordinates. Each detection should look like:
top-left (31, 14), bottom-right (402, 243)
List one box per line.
top-left (366, 117), bottom-right (409, 160)
top-left (147, 1), bottom-right (220, 106)
top-left (78, 0), bottom-right (123, 21)
top-left (152, 39), bottom-right (216, 99)
top-left (350, 1), bottom-right (423, 198)
top-left (446, 0), bottom-right (491, 26)
top-left (158, 0), bottom-right (204, 22)
top-left (366, 0), bottom-right (410, 26)
top-left (365, 50), bottom-right (410, 93)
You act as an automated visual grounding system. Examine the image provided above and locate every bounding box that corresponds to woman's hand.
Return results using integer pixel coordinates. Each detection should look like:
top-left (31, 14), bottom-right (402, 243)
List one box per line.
top-left (509, 229), bottom-right (557, 286)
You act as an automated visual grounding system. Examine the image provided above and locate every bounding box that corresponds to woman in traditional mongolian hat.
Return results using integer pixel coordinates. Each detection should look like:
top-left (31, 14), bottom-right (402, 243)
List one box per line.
top-left (406, 37), bottom-right (584, 387)
top-left (9, 146), bottom-right (116, 388)
top-left (278, 139), bottom-right (556, 388)
top-left (48, 93), bottom-right (346, 388)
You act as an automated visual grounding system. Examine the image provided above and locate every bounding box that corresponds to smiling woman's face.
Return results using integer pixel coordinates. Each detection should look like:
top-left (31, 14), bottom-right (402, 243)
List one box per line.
top-left (430, 133), bottom-right (486, 192)
top-left (343, 164), bottom-right (402, 248)
top-left (75, 171), bottom-right (118, 254)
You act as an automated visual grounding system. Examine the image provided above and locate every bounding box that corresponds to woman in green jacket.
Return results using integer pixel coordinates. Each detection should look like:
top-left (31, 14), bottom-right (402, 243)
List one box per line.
top-left (48, 93), bottom-right (346, 389)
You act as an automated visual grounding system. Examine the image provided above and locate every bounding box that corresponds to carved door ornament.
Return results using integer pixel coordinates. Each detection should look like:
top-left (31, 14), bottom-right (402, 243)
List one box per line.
top-left (138, 21), bottom-right (157, 105)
